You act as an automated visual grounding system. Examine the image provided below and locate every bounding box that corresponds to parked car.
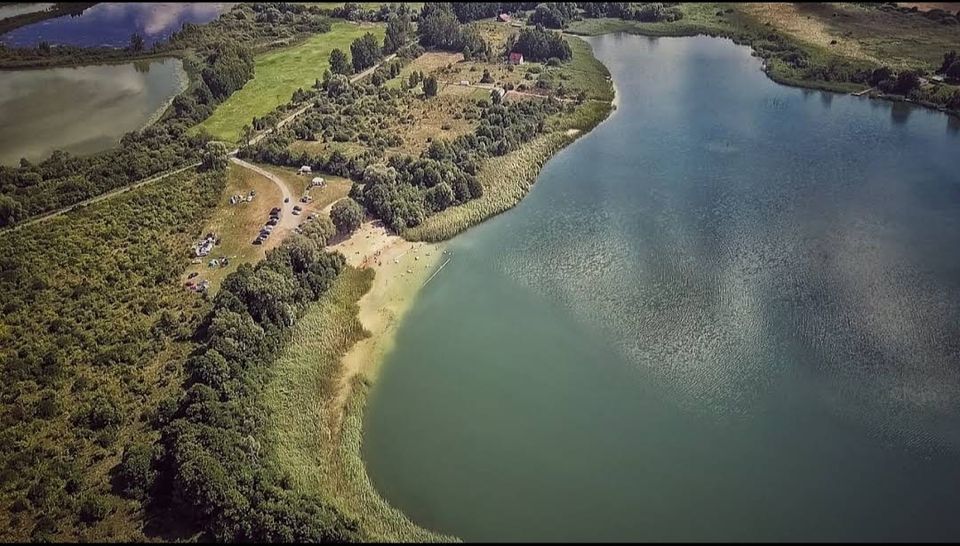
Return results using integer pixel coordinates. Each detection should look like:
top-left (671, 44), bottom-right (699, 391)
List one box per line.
top-left (188, 272), bottom-right (198, 279)
top-left (270, 207), bottom-right (281, 215)
top-left (253, 238), bottom-right (263, 245)
top-left (300, 196), bottom-right (309, 203)
top-left (267, 218), bottom-right (278, 226)
top-left (293, 205), bottom-right (302, 211)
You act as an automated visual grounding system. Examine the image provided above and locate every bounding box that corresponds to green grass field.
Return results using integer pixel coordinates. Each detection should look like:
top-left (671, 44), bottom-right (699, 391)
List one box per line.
top-left (195, 22), bottom-right (385, 143)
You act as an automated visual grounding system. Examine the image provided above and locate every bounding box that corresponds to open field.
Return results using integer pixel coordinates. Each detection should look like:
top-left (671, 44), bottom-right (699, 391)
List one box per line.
top-left (386, 51), bottom-right (463, 90)
top-left (739, 2), bottom-right (960, 71)
top-left (195, 22), bottom-right (385, 143)
top-left (181, 162), bottom-right (351, 293)
top-left (180, 163), bottom-right (283, 292)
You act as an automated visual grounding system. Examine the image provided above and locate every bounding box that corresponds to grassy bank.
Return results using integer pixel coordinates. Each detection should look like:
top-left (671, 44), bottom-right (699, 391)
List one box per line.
top-left (195, 22), bottom-right (384, 143)
top-left (263, 266), bottom-right (453, 542)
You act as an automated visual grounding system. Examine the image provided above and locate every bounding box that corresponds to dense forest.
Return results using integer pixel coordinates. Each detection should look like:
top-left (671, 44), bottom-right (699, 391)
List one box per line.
top-left (0, 167), bottom-right (225, 541)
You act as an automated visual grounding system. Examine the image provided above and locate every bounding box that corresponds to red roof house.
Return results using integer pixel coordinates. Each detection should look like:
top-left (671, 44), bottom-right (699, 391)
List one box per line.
top-left (497, 13), bottom-right (511, 23)
top-left (509, 52), bottom-right (524, 65)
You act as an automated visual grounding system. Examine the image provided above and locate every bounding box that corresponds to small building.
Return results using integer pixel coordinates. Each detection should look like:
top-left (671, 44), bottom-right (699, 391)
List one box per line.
top-left (460, 79), bottom-right (470, 85)
top-left (509, 52), bottom-right (524, 65)
top-left (497, 13), bottom-right (511, 23)
top-left (311, 176), bottom-right (325, 187)
top-left (299, 165), bottom-right (312, 174)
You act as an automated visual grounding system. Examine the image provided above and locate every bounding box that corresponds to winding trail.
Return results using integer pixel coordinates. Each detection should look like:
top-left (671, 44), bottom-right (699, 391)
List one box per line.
top-left (228, 157), bottom-right (300, 245)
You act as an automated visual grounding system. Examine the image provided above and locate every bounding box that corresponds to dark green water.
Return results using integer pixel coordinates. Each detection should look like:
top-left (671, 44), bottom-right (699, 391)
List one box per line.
top-left (0, 58), bottom-right (186, 165)
top-left (362, 35), bottom-right (960, 542)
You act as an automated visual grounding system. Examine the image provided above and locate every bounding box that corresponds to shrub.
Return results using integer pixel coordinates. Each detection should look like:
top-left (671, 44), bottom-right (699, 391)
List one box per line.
top-left (330, 198), bottom-right (364, 234)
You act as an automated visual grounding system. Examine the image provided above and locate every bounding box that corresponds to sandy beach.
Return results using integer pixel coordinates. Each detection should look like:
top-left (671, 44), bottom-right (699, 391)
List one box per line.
top-left (327, 219), bottom-right (445, 409)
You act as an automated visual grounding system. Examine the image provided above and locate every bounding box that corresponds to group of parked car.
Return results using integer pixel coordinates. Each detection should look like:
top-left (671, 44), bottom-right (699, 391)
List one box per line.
top-left (253, 207), bottom-right (282, 245)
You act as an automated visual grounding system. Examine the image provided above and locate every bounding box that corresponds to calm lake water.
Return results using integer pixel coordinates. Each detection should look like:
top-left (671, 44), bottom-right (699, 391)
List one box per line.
top-left (0, 58), bottom-right (187, 165)
top-left (0, 2), bottom-right (233, 48)
top-left (362, 35), bottom-right (960, 541)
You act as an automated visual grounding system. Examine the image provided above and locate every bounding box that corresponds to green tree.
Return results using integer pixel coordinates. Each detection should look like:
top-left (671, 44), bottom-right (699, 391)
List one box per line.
top-left (0, 194), bottom-right (23, 227)
top-left (946, 61), bottom-right (960, 83)
top-left (423, 75), bottom-right (439, 97)
top-left (117, 443), bottom-right (157, 500)
top-left (383, 13), bottom-right (413, 53)
top-left (350, 32), bottom-right (382, 72)
top-left (130, 32), bottom-right (145, 52)
top-left (202, 142), bottom-right (229, 171)
top-left (330, 198), bottom-right (364, 235)
top-left (329, 48), bottom-right (352, 75)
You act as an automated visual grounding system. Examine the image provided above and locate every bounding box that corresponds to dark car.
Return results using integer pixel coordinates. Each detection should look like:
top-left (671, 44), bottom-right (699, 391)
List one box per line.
top-left (253, 238), bottom-right (263, 245)
top-left (188, 272), bottom-right (198, 279)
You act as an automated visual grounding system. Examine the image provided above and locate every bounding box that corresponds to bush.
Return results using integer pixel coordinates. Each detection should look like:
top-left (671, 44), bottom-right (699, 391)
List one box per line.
top-left (330, 198), bottom-right (364, 234)
top-left (117, 443), bottom-right (157, 500)
top-left (78, 493), bottom-right (110, 524)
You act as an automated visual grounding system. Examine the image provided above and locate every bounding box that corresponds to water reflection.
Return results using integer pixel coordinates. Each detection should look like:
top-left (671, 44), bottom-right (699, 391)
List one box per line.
top-left (0, 2), bottom-right (234, 48)
top-left (891, 100), bottom-right (913, 125)
top-left (0, 59), bottom-right (187, 165)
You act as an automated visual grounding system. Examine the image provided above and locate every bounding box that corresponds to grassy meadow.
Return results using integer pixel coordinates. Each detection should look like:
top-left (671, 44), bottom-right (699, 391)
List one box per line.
top-left (195, 21), bottom-right (385, 143)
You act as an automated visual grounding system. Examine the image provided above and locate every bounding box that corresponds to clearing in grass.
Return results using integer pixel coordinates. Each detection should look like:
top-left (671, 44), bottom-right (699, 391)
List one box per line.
top-left (195, 21), bottom-right (385, 143)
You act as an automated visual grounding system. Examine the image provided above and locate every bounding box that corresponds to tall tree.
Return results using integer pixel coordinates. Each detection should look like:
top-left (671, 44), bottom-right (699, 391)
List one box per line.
top-left (328, 48), bottom-right (352, 75)
top-left (350, 32), bottom-right (382, 72)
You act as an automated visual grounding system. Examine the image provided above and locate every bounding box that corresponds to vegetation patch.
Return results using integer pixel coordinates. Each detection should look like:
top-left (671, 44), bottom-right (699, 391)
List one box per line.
top-left (0, 168), bottom-right (224, 542)
top-left (262, 266), bottom-right (450, 541)
top-left (195, 22), bottom-right (385, 143)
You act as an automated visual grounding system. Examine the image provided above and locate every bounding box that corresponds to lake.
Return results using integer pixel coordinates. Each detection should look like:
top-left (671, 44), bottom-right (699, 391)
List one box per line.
top-left (0, 58), bottom-right (187, 165)
top-left (362, 34), bottom-right (960, 541)
top-left (0, 2), bottom-right (233, 48)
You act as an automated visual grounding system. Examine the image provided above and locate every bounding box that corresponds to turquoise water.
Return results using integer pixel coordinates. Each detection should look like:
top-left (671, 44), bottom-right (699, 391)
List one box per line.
top-left (362, 35), bottom-right (960, 541)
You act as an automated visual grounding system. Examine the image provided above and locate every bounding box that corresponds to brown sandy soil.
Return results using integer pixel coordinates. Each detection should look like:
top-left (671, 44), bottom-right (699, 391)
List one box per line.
top-left (327, 220), bottom-right (445, 409)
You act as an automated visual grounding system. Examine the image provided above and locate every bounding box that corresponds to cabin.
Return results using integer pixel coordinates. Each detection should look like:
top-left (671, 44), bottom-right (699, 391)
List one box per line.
top-left (497, 13), bottom-right (511, 23)
top-left (311, 176), bottom-right (325, 187)
top-left (299, 165), bottom-right (312, 174)
top-left (509, 52), bottom-right (524, 65)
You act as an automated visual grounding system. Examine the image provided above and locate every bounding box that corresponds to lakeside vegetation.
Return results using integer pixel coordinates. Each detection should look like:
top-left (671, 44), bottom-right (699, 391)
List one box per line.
top-left (262, 266), bottom-right (452, 542)
top-left (564, 2), bottom-right (960, 113)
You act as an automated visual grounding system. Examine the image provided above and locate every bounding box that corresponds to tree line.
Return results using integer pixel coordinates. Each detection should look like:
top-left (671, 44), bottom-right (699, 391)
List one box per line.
top-left (140, 208), bottom-right (360, 541)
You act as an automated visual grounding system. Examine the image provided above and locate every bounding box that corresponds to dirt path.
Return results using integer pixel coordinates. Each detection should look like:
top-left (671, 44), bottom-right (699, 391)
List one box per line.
top-left (228, 157), bottom-right (301, 248)
top-left (8, 160), bottom-right (201, 232)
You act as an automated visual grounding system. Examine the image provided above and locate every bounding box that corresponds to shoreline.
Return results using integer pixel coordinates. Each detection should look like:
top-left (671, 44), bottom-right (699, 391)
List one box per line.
top-left (327, 220), bottom-right (445, 416)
